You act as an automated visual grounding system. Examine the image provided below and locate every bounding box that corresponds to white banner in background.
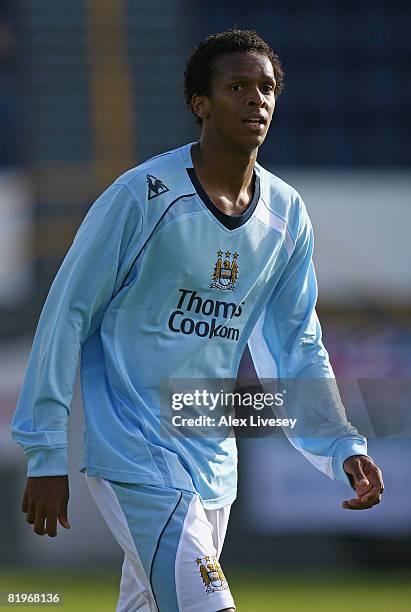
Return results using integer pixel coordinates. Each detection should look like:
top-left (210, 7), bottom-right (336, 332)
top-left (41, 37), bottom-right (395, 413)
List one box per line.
top-left (0, 170), bottom-right (32, 306)
top-left (0, 339), bottom-right (30, 465)
top-left (243, 438), bottom-right (411, 534)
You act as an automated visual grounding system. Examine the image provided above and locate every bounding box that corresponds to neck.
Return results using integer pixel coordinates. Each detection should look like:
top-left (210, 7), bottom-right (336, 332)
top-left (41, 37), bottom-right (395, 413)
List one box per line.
top-left (192, 131), bottom-right (257, 197)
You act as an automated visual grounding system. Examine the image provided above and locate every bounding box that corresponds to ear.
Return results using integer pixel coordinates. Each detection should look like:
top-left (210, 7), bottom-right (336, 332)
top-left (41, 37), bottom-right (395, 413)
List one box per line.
top-left (191, 94), bottom-right (210, 122)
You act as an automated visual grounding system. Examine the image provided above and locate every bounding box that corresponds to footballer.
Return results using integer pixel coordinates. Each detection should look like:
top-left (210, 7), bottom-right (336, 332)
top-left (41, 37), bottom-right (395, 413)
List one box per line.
top-left (12, 29), bottom-right (384, 611)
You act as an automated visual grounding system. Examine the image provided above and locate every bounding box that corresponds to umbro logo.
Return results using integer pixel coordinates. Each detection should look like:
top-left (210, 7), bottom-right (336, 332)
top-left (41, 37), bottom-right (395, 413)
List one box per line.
top-left (147, 174), bottom-right (169, 200)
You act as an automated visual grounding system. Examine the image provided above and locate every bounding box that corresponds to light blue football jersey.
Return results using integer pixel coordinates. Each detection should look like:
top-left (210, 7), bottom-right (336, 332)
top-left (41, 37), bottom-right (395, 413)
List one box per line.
top-left (11, 143), bottom-right (367, 508)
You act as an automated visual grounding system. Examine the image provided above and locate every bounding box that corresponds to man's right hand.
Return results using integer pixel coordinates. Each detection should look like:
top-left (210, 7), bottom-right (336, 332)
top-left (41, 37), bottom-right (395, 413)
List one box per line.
top-left (21, 475), bottom-right (70, 537)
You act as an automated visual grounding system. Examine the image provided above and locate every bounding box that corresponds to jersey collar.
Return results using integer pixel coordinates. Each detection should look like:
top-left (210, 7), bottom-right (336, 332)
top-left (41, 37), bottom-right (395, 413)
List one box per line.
top-left (182, 142), bottom-right (261, 231)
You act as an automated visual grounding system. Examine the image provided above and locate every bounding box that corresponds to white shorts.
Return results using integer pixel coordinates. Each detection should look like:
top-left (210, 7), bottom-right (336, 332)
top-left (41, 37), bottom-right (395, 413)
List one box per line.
top-left (86, 476), bottom-right (235, 612)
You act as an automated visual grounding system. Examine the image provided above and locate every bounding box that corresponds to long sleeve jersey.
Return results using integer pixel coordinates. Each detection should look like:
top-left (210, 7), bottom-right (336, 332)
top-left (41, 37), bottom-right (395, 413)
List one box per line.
top-left (11, 142), bottom-right (367, 509)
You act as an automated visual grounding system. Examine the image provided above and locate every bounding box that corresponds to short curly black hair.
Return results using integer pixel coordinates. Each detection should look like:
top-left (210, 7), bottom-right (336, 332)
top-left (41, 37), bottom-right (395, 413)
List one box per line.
top-left (184, 29), bottom-right (284, 125)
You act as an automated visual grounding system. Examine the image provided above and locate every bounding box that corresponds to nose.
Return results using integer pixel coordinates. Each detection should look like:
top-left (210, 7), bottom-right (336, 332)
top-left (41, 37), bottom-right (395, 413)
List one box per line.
top-left (247, 87), bottom-right (266, 107)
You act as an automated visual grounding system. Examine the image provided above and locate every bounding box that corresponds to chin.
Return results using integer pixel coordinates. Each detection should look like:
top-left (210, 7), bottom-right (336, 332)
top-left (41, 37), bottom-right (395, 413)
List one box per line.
top-left (223, 129), bottom-right (267, 154)
top-left (240, 134), bottom-right (266, 153)
top-left (243, 129), bottom-right (268, 147)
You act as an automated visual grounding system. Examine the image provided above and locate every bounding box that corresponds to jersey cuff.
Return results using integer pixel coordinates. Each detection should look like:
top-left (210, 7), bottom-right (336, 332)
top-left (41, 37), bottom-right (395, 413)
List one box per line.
top-left (27, 448), bottom-right (68, 477)
top-left (331, 437), bottom-right (368, 487)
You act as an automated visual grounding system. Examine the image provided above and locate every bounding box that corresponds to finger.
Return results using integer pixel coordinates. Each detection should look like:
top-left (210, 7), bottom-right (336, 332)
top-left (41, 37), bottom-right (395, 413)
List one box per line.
top-left (360, 467), bottom-right (384, 501)
top-left (362, 493), bottom-right (382, 507)
top-left (356, 482), bottom-right (373, 499)
top-left (46, 510), bottom-right (58, 538)
top-left (360, 484), bottom-right (383, 504)
top-left (21, 490), bottom-right (29, 513)
top-left (342, 495), bottom-right (380, 510)
top-left (373, 469), bottom-right (384, 493)
top-left (353, 467), bottom-right (370, 489)
top-left (342, 499), bottom-right (372, 510)
top-left (348, 459), bottom-right (370, 488)
top-left (26, 501), bottom-right (36, 524)
top-left (58, 497), bottom-right (70, 529)
top-left (34, 507), bottom-right (46, 536)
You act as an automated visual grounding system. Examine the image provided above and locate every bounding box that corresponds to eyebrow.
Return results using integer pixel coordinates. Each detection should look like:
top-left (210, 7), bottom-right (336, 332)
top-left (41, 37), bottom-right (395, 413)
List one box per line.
top-left (226, 74), bottom-right (276, 83)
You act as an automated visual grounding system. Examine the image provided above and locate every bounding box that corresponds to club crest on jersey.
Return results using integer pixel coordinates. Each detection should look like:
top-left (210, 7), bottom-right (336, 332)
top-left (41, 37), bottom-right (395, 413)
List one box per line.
top-left (196, 555), bottom-right (229, 594)
top-left (147, 174), bottom-right (169, 200)
top-left (210, 250), bottom-right (238, 291)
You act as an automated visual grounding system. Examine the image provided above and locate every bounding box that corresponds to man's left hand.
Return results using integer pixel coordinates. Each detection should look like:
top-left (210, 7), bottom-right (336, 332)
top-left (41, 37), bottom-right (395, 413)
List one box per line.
top-left (342, 455), bottom-right (384, 510)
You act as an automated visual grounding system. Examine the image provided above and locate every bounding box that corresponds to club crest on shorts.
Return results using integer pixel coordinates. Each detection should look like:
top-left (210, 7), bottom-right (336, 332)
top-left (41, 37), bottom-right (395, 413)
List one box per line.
top-left (210, 250), bottom-right (238, 291)
top-left (196, 555), bottom-right (229, 594)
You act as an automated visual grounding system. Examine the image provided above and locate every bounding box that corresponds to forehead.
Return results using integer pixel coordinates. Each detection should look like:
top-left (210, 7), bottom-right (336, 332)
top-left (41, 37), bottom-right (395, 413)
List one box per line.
top-left (212, 51), bottom-right (275, 81)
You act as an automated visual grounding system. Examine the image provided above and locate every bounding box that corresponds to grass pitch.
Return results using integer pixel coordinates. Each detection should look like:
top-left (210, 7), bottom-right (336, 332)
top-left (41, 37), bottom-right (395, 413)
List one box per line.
top-left (0, 569), bottom-right (410, 611)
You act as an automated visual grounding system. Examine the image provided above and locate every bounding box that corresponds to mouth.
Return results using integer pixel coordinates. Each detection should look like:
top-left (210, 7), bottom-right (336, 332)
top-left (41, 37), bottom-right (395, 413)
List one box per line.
top-left (242, 116), bottom-right (267, 131)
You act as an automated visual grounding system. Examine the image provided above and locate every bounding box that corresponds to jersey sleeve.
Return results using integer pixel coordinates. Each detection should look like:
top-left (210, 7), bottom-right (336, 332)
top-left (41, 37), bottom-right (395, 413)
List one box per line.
top-left (248, 197), bottom-right (368, 487)
top-left (11, 183), bottom-right (143, 477)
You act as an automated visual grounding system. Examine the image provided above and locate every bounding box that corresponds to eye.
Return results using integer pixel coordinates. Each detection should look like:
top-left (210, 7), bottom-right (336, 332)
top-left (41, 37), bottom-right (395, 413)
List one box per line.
top-left (261, 83), bottom-right (274, 94)
top-left (231, 83), bottom-right (243, 92)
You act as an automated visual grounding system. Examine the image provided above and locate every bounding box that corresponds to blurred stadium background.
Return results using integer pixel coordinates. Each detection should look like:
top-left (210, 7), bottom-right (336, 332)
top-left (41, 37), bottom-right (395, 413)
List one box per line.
top-left (0, 1), bottom-right (410, 610)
